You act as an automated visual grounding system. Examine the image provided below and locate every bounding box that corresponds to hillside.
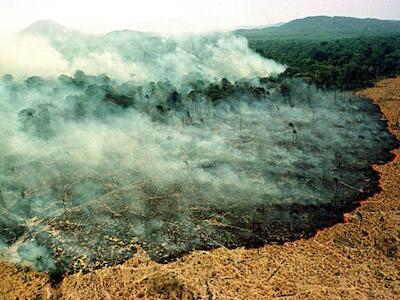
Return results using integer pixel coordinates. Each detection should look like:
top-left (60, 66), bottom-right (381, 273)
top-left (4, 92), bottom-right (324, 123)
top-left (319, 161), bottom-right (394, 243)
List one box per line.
top-left (235, 16), bottom-right (400, 40)
top-left (24, 17), bottom-right (400, 44)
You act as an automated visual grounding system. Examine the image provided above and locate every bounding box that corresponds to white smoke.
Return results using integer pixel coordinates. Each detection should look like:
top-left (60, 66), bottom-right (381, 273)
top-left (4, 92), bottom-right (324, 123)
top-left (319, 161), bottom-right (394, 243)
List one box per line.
top-left (0, 34), bottom-right (68, 76)
top-left (0, 27), bottom-right (285, 83)
top-left (0, 22), bottom-right (397, 273)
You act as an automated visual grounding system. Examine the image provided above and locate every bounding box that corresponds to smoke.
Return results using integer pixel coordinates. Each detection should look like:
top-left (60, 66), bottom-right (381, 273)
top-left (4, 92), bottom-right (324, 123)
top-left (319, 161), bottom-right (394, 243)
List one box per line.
top-left (0, 34), bottom-right (69, 76)
top-left (0, 24), bottom-right (285, 83)
top-left (0, 24), bottom-right (398, 273)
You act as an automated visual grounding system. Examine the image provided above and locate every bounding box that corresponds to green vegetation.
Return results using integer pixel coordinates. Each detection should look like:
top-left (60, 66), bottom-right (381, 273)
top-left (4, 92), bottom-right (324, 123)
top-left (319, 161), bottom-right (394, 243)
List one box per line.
top-left (236, 16), bottom-right (400, 90)
top-left (236, 16), bottom-right (400, 41)
top-left (251, 35), bottom-right (400, 90)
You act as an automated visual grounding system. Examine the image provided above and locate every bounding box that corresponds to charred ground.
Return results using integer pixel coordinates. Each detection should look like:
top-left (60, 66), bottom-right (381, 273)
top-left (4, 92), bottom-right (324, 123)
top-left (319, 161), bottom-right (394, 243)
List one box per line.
top-left (0, 73), bottom-right (398, 274)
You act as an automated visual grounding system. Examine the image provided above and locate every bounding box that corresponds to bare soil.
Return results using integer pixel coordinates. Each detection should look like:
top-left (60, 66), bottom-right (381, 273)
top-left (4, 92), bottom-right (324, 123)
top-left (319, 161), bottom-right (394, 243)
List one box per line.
top-left (1, 77), bottom-right (399, 300)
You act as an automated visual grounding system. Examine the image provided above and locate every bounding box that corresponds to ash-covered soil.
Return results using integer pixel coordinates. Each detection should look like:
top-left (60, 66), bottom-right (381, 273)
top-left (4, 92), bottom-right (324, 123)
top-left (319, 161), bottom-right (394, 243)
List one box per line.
top-left (0, 76), bottom-right (398, 274)
top-left (0, 76), bottom-right (399, 299)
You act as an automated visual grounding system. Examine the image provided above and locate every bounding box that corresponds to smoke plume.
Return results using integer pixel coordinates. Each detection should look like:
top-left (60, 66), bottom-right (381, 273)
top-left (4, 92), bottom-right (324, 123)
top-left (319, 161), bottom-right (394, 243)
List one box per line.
top-left (0, 21), bottom-right (397, 274)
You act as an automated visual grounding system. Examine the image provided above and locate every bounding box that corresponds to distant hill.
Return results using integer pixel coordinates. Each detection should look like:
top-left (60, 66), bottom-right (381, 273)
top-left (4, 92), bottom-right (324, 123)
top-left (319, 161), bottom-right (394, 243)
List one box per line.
top-left (233, 22), bottom-right (285, 31)
top-left (20, 20), bottom-right (150, 60)
top-left (22, 20), bottom-right (80, 36)
top-left (23, 17), bottom-right (400, 45)
top-left (20, 20), bottom-right (91, 45)
top-left (235, 16), bottom-right (400, 40)
top-left (20, 20), bottom-right (97, 59)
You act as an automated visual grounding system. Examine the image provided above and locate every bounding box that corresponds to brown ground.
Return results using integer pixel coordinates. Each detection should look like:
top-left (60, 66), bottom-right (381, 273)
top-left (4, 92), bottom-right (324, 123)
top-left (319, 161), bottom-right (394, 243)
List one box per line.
top-left (1, 77), bottom-right (399, 300)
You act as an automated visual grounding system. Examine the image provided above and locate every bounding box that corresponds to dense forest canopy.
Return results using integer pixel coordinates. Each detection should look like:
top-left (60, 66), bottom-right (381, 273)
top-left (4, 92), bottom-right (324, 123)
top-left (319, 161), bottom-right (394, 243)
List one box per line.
top-left (249, 35), bottom-right (400, 90)
top-left (236, 16), bottom-right (400, 90)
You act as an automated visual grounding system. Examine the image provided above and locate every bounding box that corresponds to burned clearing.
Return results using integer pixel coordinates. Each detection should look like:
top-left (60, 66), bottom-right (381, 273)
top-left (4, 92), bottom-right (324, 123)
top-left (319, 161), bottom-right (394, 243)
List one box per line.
top-left (0, 73), bottom-right (398, 274)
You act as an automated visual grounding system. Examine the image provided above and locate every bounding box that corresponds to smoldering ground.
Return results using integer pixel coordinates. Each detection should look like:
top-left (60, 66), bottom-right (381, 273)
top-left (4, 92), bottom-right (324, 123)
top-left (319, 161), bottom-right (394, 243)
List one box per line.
top-left (0, 24), bottom-right (398, 274)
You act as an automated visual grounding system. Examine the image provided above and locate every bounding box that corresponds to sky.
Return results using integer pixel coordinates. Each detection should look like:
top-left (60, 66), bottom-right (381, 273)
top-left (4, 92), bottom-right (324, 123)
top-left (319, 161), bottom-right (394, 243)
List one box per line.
top-left (0, 0), bottom-right (399, 33)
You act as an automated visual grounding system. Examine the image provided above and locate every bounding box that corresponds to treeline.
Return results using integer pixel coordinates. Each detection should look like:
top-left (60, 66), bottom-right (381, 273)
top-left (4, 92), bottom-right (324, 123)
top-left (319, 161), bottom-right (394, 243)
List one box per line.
top-left (250, 35), bottom-right (400, 90)
top-left (2, 71), bottom-right (280, 138)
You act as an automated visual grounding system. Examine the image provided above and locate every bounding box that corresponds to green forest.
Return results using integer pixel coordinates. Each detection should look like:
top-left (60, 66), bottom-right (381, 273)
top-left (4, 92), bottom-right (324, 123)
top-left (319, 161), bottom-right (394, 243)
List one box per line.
top-left (250, 35), bottom-right (400, 90)
top-left (237, 17), bottom-right (400, 90)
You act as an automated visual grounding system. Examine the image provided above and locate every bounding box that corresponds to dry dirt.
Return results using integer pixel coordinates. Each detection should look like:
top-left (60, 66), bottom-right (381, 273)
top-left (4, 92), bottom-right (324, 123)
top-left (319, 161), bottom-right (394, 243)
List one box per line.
top-left (1, 77), bottom-right (399, 300)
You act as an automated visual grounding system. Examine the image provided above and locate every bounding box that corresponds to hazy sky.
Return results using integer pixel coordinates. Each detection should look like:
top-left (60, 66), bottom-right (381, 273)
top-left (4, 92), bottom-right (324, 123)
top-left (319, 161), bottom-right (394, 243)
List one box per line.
top-left (1, 0), bottom-right (400, 33)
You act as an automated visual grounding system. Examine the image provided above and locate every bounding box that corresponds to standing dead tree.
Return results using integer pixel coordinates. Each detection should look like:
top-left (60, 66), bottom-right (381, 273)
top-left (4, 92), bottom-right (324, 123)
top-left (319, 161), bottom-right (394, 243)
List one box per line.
top-left (0, 189), bottom-right (5, 208)
top-left (289, 122), bottom-right (297, 146)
